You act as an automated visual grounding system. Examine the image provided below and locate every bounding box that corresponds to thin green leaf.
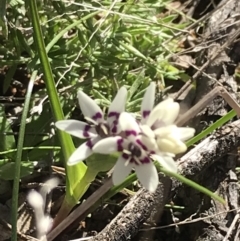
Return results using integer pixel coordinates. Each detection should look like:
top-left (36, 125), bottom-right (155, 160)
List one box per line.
top-left (127, 70), bottom-right (145, 100)
top-left (0, 107), bottom-right (16, 158)
top-left (186, 110), bottom-right (236, 147)
top-left (161, 168), bottom-right (225, 204)
top-left (11, 70), bottom-right (37, 241)
top-left (3, 65), bottom-right (18, 94)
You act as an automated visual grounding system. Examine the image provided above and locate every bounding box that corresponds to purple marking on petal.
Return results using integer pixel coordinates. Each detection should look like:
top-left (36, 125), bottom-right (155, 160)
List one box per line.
top-left (142, 110), bottom-right (150, 119)
top-left (86, 139), bottom-right (94, 149)
top-left (111, 125), bottom-right (117, 134)
top-left (110, 119), bottom-right (119, 134)
top-left (140, 157), bottom-right (151, 164)
top-left (108, 111), bottom-right (120, 118)
top-left (125, 130), bottom-right (137, 136)
top-left (122, 153), bottom-right (129, 160)
top-left (136, 139), bottom-right (148, 151)
top-left (130, 157), bottom-right (138, 165)
top-left (129, 156), bottom-right (150, 165)
top-left (117, 138), bottom-right (124, 151)
top-left (83, 125), bottom-right (92, 138)
top-left (92, 112), bottom-right (103, 121)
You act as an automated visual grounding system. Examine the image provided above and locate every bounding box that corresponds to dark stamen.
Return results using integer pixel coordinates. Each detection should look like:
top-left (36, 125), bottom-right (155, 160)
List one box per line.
top-left (96, 123), bottom-right (110, 138)
top-left (128, 143), bottom-right (141, 158)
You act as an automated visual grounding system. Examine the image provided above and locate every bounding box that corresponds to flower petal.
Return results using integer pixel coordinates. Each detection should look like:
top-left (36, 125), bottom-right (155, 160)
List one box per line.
top-left (112, 156), bottom-right (133, 185)
top-left (161, 102), bottom-right (179, 124)
top-left (55, 120), bottom-right (97, 139)
top-left (147, 99), bottom-right (179, 127)
top-left (140, 125), bottom-right (155, 138)
top-left (108, 86), bottom-right (127, 115)
top-left (135, 161), bottom-right (159, 192)
top-left (107, 86), bottom-right (128, 134)
top-left (93, 136), bottom-right (125, 154)
top-left (68, 137), bottom-right (101, 165)
top-left (78, 91), bottom-right (104, 123)
top-left (68, 143), bottom-right (93, 165)
top-left (138, 126), bottom-right (158, 152)
top-left (141, 82), bottom-right (156, 124)
top-left (157, 136), bottom-right (187, 154)
top-left (154, 125), bottom-right (176, 137)
top-left (152, 154), bottom-right (177, 172)
top-left (155, 125), bottom-right (187, 153)
top-left (154, 126), bottom-right (194, 151)
top-left (176, 127), bottom-right (195, 141)
top-left (119, 112), bottom-right (140, 140)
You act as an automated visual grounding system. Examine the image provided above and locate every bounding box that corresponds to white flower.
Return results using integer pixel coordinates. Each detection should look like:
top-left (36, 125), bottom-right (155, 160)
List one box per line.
top-left (93, 112), bottom-right (159, 193)
top-left (55, 87), bottom-right (127, 165)
top-left (139, 82), bottom-right (195, 171)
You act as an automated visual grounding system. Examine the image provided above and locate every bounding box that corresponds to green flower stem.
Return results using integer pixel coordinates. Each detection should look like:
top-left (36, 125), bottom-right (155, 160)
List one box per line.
top-left (29, 0), bottom-right (87, 203)
top-left (186, 110), bottom-right (236, 147)
top-left (11, 70), bottom-right (37, 241)
top-left (160, 168), bottom-right (225, 204)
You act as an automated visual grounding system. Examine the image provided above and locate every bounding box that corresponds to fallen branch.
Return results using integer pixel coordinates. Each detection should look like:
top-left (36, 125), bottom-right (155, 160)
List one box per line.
top-left (90, 175), bottom-right (171, 241)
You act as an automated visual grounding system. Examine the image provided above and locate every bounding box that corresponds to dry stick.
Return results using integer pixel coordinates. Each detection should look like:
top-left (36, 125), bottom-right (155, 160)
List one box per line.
top-left (176, 86), bottom-right (240, 126)
top-left (139, 209), bottom-right (237, 231)
top-left (173, 28), bottom-right (240, 101)
top-left (47, 178), bottom-right (113, 241)
top-left (90, 119), bottom-right (240, 241)
top-left (222, 212), bottom-right (240, 241)
top-left (234, 223), bottom-right (240, 241)
top-left (163, 0), bottom-right (234, 45)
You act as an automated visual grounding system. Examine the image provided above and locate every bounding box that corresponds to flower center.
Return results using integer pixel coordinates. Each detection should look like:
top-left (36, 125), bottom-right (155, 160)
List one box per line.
top-left (95, 123), bottom-right (110, 138)
top-left (128, 143), bottom-right (142, 158)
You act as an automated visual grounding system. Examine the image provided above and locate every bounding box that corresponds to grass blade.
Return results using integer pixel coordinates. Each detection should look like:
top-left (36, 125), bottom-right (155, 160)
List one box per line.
top-left (186, 110), bottom-right (236, 147)
top-left (11, 70), bottom-right (37, 241)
